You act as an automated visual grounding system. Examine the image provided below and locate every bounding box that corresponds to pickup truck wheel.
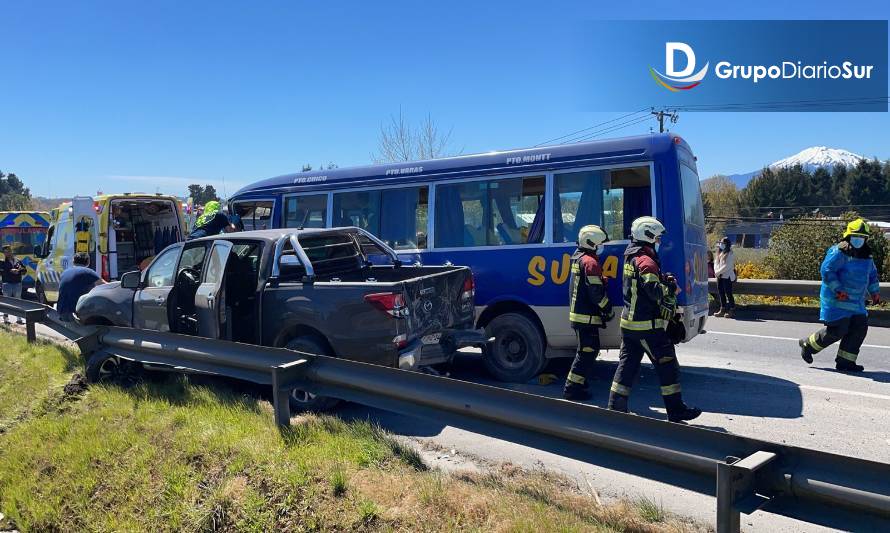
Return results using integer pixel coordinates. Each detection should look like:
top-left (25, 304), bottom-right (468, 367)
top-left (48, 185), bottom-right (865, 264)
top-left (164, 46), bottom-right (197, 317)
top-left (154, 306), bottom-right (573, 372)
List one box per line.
top-left (284, 335), bottom-right (341, 412)
top-left (86, 353), bottom-right (122, 383)
top-left (482, 312), bottom-right (545, 383)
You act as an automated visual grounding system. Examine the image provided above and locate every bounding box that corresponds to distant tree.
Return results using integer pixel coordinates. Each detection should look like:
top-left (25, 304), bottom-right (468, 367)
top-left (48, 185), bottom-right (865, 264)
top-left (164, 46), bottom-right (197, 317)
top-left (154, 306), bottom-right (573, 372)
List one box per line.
top-left (766, 211), bottom-right (890, 281)
top-left (372, 111), bottom-right (458, 163)
top-left (186, 184), bottom-right (220, 205)
top-left (0, 171), bottom-right (33, 210)
top-left (301, 162), bottom-right (338, 172)
top-left (701, 174), bottom-right (740, 235)
top-left (203, 185), bottom-right (218, 202)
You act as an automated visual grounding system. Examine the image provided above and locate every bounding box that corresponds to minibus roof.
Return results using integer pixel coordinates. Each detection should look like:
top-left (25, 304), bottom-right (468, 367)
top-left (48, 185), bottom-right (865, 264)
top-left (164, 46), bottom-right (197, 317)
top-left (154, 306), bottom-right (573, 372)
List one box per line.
top-left (233, 133), bottom-right (689, 198)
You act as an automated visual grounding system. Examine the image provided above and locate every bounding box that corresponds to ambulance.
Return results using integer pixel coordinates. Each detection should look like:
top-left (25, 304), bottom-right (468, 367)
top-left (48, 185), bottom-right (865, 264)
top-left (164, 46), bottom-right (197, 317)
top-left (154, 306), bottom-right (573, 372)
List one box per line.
top-left (0, 211), bottom-right (50, 291)
top-left (35, 194), bottom-right (188, 304)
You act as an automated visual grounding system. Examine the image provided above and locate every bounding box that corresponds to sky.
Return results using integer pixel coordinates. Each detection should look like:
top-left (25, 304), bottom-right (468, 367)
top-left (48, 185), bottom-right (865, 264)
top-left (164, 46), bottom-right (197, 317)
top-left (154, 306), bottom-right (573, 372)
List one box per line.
top-left (1, 0), bottom-right (888, 199)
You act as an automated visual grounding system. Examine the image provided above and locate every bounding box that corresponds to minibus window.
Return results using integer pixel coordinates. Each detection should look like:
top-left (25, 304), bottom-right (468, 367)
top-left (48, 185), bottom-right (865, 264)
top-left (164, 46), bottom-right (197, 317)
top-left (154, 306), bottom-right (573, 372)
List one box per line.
top-left (553, 166), bottom-right (651, 243)
top-left (233, 201), bottom-right (273, 231)
top-left (380, 186), bottom-right (427, 249)
top-left (435, 176), bottom-right (544, 248)
top-left (679, 164), bottom-right (705, 228)
top-left (284, 195), bottom-right (327, 229)
top-left (331, 186), bottom-right (428, 250)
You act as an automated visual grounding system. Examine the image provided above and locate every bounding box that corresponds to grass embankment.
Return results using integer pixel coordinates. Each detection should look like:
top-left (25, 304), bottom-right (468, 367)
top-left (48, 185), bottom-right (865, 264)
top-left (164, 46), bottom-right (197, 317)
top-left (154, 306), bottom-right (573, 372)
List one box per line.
top-left (0, 330), bottom-right (702, 532)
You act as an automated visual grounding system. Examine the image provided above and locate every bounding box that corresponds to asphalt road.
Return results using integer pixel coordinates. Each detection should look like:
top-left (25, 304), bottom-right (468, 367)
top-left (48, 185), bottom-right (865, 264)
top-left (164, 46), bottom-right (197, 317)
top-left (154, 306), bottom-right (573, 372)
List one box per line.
top-left (339, 316), bottom-right (890, 532)
top-left (21, 316), bottom-right (890, 530)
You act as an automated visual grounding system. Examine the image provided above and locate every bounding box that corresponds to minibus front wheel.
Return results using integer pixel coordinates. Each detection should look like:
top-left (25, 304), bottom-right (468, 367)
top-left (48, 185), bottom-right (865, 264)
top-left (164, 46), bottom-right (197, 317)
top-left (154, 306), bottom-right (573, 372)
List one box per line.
top-left (482, 312), bottom-right (545, 383)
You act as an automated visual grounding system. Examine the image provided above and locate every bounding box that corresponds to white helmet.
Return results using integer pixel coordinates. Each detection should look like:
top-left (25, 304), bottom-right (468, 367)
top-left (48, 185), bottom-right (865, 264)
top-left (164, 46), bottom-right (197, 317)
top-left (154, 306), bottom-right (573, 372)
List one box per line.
top-left (578, 225), bottom-right (609, 252)
top-left (630, 216), bottom-right (666, 244)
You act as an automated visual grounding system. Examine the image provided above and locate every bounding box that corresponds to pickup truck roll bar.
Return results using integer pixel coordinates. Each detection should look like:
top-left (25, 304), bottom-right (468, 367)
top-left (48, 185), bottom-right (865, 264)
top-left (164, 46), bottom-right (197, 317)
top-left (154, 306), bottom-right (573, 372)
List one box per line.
top-left (269, 227), bottom-right (402, 284)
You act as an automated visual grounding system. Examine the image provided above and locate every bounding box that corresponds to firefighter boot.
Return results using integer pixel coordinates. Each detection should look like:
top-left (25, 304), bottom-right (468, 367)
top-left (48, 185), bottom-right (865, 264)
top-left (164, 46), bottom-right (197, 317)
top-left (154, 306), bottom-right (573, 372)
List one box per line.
top-left (664, 394), bottom-right (702, 423)
top-left (798, 338), bottom-right (814, 364)
top-left (835, 357), bottom-right (864, 372)
top-left (607, 393), bottom-right (629, 413)
top-left (563, 385), bottom-right (592, 402)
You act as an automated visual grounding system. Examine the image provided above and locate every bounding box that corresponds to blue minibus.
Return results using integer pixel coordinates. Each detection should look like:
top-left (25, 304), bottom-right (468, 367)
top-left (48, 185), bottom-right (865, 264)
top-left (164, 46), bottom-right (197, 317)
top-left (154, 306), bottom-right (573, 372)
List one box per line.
top-left (229, 133), bottom-right (709, 382)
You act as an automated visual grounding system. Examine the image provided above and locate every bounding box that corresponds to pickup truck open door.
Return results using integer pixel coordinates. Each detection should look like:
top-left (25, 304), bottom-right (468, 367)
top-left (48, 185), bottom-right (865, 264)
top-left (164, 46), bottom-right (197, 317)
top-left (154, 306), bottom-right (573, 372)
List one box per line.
top-left (194, 240), bottom-right (234, 338)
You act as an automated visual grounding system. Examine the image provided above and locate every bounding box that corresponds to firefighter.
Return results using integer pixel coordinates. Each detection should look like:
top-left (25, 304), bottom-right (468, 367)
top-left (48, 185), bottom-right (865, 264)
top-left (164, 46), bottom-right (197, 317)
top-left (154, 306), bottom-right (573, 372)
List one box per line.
top-left (799, 218), bottom-right (880, 372)
top-left (563, 225), bottom-right (614, 401)
top-left (607, 216), bottom-right (701, 423)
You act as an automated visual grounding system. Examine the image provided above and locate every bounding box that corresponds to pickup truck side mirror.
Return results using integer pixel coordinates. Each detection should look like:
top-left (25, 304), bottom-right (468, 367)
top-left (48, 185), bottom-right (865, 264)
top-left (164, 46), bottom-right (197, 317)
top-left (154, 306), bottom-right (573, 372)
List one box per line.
top-left (120, 270), bottom-right (142, 289)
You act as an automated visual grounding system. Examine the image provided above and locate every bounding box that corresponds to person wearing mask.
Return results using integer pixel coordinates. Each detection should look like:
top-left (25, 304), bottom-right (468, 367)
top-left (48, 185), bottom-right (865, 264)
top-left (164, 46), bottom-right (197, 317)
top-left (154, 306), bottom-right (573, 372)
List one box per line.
top-left (563, 225), bottom-right (614, 401)
top-left (607, 217), bottom-right (701, 423)
top-left (714, 237), bottom-right (736, 318)
top-left (1, 246), bottom-right (27, 324)
top-left (799, 218), bottom-right (880, 372)
top-left (188, 200), bottom-right (236, 240)
top-left (57, 252), bottom-right (107, 322)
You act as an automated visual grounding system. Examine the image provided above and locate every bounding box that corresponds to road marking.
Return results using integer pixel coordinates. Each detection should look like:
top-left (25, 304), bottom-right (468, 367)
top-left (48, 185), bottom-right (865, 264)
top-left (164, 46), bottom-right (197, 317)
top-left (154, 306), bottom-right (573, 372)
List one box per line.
top-left (685, 367), bottom-right (890, 401)
top-left (707, 330), bottom-right (890, 350)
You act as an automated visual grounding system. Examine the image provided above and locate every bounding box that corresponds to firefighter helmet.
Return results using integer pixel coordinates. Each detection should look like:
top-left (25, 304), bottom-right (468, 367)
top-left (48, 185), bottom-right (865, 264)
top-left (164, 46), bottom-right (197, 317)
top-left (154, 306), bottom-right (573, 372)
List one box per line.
top-left (578, 225), bottom-right (609, 252)
top-left (630, 216), bottom-right (666, 244)
top-left (843, 218), bottom-right (870, 239)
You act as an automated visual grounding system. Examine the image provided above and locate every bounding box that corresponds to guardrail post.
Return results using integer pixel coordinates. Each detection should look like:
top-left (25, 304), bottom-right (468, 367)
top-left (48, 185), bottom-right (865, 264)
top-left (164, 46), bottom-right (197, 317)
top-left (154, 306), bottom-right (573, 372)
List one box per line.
top-left (25, 315), bottom-right (37, 343)
top-left (271, 367), bottom-right (291, 427)
top-left (23, 309), bottom-right (44, 343)
top-left (716, 451), bottom-right (777, 533)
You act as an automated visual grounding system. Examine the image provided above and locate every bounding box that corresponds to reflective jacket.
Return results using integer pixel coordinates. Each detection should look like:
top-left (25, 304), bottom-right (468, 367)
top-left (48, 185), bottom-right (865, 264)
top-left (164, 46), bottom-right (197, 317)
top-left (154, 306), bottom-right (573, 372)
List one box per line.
top-left (819, 242), bottom-right (879, 322)
top-left (620, 242), bottom-right (677, 332)
top-left (569, 250), bottom-right (612, 328)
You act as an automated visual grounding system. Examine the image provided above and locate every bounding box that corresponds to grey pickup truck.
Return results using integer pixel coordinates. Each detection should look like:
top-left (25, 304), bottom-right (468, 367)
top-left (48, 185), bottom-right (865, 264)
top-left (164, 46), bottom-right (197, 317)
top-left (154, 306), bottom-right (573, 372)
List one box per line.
top-left (76, 227), bottom-right (485, 409)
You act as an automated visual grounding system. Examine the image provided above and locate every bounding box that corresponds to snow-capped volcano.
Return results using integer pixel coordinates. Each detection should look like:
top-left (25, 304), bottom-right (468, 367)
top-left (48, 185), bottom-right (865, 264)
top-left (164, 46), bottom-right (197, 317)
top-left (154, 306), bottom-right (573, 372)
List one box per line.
top-left (724, 146), bottom-right (866, 188)
top-left (770, 146), bottom-right (864, 172)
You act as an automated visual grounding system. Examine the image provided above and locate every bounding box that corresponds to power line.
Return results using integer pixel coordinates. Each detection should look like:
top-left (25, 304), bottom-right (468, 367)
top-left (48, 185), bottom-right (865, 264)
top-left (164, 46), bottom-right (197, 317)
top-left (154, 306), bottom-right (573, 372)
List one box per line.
top-left (670, 95), bottom-right (889, 107)
top-left (533, 107), bottom-right (651, 147)
top-left (566, 114), bottom-right (657, 144)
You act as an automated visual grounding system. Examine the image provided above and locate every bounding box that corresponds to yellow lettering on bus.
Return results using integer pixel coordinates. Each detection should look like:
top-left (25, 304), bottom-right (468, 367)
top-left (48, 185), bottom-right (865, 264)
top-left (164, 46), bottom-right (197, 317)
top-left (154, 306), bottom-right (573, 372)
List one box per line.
top-left (527, 256), bottom-right (546, 286)
top-left (550, 254), bottom-right (570, 284)
top-left (602, 255), bottom-right (618, 278)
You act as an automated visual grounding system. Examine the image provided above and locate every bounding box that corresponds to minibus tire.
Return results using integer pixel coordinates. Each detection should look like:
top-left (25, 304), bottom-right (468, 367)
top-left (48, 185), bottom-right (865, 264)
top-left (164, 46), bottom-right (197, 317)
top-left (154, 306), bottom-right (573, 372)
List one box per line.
top-left (284, 335), bottom-right (341, 412)
top-left (483, 312), bottom-right (545, 383)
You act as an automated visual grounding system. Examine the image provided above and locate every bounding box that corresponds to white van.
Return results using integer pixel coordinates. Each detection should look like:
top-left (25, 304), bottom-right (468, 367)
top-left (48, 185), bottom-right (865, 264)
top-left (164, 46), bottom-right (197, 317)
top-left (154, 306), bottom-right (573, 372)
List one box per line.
top-left (35, 193), bottom-right (187, 304)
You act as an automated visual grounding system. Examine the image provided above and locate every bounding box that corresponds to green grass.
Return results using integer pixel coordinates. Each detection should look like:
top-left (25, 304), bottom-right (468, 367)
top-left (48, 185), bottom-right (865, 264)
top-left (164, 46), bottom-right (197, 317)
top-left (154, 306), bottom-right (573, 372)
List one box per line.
top-left (637, 497), bottom-right (667, 523)
top-left (0, 330), bottom-right (81, 432)
top-left (0, 330), bottom-right (704, 532)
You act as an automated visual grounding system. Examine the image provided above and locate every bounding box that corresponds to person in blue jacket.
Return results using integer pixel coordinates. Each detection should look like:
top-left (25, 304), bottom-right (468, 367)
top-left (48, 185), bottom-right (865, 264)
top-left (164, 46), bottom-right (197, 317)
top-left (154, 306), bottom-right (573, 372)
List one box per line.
top-left (800, 218), bottom-right (880, 372)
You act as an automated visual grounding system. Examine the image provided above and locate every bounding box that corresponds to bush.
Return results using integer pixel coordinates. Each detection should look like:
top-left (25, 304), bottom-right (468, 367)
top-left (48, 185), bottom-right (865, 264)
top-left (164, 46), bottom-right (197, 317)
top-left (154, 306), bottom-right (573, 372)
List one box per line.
top-left (764, 214), bottom-right (888, 281)
top-left (735, 261), bottom-right (773, 279)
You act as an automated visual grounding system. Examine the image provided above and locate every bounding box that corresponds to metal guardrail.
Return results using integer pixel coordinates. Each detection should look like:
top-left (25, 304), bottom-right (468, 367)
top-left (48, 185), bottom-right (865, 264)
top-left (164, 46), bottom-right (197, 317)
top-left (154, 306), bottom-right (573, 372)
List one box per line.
top-left (0, 295), bottom-right (47, 342)
top-left (709, 278), bottom-right (890, 299)
top-left (1, 296), bottom-right (889, 532)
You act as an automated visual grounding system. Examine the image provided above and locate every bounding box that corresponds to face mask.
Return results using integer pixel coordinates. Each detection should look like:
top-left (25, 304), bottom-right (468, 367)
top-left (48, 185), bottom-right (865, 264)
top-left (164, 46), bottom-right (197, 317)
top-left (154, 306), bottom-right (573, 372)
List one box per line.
top-left (654, 243), bottom-right (661, 253)
top-left (718, 244), bottom-right (726, 251)
top-left (850, 237), bottom-right (866, 249)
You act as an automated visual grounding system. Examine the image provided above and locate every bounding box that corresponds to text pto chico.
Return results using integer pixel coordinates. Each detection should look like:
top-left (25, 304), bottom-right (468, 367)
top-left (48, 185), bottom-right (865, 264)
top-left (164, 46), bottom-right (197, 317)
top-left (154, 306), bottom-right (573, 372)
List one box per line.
top-left (715, 61), bottom-right (875, 84)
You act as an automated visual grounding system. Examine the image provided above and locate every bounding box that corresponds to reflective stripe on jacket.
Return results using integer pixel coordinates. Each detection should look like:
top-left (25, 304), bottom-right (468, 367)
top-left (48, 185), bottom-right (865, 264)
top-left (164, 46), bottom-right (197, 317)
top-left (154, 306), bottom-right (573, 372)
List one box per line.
top-left (569, 249), bottom-right (611, 327)
top-left (620, 242), bottom-right (676, 332)
top-left (820, 242), bottom-right (879, 322)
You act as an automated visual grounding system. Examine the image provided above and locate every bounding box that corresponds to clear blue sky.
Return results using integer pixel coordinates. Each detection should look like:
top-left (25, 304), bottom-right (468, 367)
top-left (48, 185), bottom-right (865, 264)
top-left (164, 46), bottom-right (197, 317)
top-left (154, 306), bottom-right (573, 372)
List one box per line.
top-left (1, 0), bottom-right (888, 198)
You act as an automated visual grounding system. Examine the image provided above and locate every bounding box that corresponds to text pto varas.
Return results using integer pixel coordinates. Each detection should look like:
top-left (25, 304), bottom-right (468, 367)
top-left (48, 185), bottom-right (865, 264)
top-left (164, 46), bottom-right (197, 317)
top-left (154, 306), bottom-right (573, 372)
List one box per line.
top-left (715, 61), bottom-right (875, 83)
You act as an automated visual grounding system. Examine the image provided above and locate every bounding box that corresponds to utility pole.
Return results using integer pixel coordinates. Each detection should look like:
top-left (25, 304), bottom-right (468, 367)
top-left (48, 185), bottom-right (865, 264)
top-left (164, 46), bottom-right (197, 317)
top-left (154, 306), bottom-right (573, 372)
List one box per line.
top-left (651, 109), bottom-right (679, 133)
